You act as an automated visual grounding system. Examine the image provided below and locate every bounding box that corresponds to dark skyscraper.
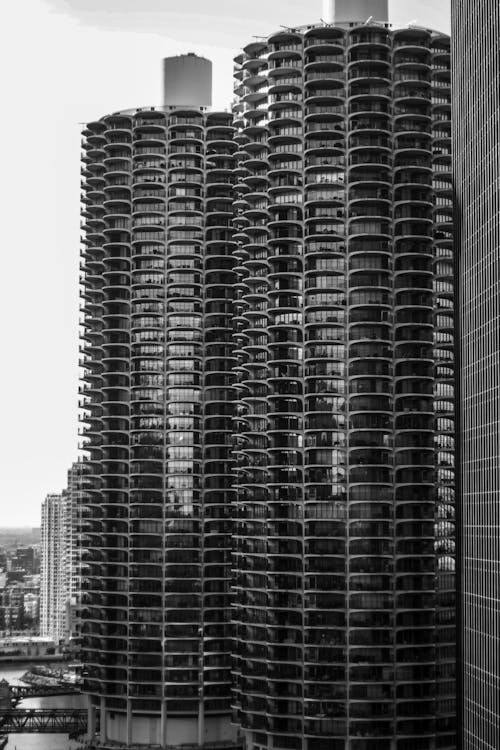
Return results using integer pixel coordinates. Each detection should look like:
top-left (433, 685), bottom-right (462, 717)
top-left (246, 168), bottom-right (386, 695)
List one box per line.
top-left (80, 55), bottom-right (237, 747)
top-left (231, 2), bottom-right (455, 749)
top-left (453, 1), bottom-right (500, 748)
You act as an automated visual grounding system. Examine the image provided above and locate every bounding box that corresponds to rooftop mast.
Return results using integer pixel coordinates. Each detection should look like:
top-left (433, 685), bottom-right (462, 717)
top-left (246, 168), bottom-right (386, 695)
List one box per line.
top-left (322, 0), bottom-right (334, 23)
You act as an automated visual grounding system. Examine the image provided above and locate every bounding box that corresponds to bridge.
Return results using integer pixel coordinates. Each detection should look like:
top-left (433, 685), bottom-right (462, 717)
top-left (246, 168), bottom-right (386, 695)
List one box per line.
top-left (0, 708), bottom-right (87, 735)
top-left (9, 683), bottom-right (80, 701)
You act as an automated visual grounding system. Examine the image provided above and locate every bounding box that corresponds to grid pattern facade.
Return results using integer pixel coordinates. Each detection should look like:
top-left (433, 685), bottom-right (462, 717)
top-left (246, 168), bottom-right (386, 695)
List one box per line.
top-left (231, 22), bottom-right (455, 750)
top-left (80, 107), bottom-right (237, 746)
top-left (452, 2), bottom-right (500, 749)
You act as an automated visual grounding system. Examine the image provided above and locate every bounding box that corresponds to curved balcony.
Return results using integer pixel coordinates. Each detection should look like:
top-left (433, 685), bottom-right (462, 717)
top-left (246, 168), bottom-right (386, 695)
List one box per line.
top-left (103, 115), bottom-right (132, 137)
top-left (304, 26), bottom-right (344, 52)
top-left (304, 85), bottom-right (345, 109)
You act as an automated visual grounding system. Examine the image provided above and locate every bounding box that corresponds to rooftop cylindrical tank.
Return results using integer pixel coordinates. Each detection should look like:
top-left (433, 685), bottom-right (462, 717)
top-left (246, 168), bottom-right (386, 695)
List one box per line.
top-left (333, 0), bottom-right (389, 23)
top-left (163, 53), bottom-right (212, 108)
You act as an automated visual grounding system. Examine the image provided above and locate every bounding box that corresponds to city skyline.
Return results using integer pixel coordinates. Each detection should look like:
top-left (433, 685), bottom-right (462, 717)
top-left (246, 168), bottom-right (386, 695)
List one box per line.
top-left (1, 0), bottom-right (450, 526)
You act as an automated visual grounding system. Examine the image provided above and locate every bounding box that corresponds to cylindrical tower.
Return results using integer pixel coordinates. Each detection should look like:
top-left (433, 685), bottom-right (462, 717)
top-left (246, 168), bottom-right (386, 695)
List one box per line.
top-left (232, 19), bottom-right (454, 750)
top-left (80, 105), bottom-right (238, 747)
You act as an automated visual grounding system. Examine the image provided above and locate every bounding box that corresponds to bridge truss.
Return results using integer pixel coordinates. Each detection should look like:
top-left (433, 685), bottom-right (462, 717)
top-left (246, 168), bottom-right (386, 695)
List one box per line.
top-left (0, 708), bottom-right (87, 734)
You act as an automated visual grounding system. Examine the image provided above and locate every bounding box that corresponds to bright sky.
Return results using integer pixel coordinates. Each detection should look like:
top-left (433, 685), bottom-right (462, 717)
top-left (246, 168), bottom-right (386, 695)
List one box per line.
top-left (0, 0), bottom-right (450, 526)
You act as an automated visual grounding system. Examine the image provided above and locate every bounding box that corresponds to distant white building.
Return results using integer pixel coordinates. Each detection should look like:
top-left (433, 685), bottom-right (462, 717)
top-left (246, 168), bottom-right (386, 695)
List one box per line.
top-left (40, 494), bottom-right (69, 642)
top-left (40, 463), bottom-right (83, 643)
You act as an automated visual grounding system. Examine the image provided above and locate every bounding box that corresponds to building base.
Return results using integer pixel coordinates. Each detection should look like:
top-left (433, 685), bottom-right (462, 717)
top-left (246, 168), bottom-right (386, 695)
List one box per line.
top-left (87, 697), bottom-right (238, 748)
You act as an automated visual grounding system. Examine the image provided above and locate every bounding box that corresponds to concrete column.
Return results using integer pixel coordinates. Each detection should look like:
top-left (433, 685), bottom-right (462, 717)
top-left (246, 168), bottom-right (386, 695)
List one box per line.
top-left (99, 696), bottom-right (106, 743)
top-left (198, 698), bottom-right (204, 746)
top-left (127, 698), bottom-right (133, 746)
top-left (160, 700), bottom-right (167, 749)
top-left (86, 694), bottom-right (96, 741)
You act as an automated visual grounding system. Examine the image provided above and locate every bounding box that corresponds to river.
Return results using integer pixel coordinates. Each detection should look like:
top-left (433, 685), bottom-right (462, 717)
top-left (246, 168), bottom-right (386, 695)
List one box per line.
top-left (0, 662), bottom-right (86, 750)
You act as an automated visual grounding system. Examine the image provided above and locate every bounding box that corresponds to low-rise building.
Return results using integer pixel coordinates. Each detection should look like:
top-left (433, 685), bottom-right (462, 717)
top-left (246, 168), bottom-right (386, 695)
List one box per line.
top-left (0, 635), bottom-right (56, 659)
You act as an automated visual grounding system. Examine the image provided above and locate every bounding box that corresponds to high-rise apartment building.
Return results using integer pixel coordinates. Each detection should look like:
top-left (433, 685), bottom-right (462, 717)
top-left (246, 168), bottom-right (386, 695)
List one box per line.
top-left (80, 55), bottom-right (237, 748)
top-left (41, 470), bottom-right (81, 643)
top-left (40, 493), bottom-right (67, 641)
top-left (231, 2), bottom-right (455, 749)
top-left (453, 1), bottom-right (500, 748)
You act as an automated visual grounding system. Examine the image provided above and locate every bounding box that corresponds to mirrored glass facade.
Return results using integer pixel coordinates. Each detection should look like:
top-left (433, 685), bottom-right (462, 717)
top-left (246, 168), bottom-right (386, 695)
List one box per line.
top-left (231, 22), bottom-right (455, 750)
top-left (453, 1), bottom-right (500, 748)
